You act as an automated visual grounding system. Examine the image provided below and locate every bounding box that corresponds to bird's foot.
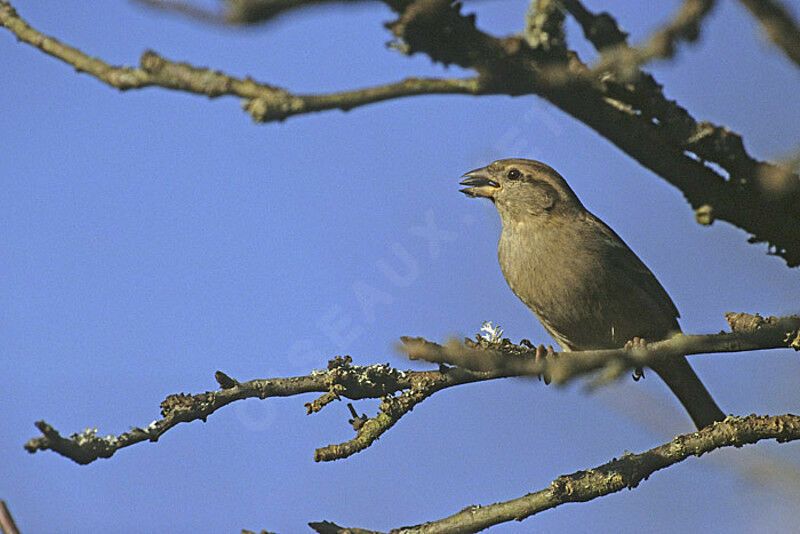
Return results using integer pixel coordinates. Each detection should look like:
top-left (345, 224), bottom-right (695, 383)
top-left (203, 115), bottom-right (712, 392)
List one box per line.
top-left (625, 337), bottom-right (647, 381)
top-left (535, 344), bottom-right (555, 385)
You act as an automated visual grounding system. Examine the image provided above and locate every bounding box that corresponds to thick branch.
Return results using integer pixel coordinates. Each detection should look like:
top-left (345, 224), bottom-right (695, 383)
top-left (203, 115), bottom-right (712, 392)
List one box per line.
top-left (317, 414), bottom-right (800, 534)
top-left (383, 0), bottom-right (800, 266)
top-left (739, 0), bottom-right (800, 69)
top-left (3, 1), bottom-right (799, 263)
top-left (558, 2), bottom-right (800, 263)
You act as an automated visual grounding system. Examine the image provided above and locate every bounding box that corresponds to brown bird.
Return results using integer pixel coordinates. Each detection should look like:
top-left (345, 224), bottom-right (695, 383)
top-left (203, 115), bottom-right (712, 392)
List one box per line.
top-left (460, 158), bottom-right (724, 429)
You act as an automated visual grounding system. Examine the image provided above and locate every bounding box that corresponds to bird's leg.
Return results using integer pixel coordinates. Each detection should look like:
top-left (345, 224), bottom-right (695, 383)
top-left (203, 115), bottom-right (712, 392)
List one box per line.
top-left (625, 336), bottom-right (647, 381)
top-left (535, 344), bottom-right (555, 385)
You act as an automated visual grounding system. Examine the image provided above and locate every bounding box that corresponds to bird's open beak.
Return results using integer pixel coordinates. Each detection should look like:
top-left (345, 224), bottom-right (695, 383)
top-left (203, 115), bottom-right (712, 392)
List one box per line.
top-left (460, 167), bottom-right (501, 199)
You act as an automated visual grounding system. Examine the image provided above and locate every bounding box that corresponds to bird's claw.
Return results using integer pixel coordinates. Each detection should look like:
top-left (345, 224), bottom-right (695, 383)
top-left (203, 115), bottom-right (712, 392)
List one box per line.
top-left (624, 336), bottom-right (647, 350)
top-left (625, 337), bottom-right (647, 381)
top-left (535, 344), bottom-right (555, 385)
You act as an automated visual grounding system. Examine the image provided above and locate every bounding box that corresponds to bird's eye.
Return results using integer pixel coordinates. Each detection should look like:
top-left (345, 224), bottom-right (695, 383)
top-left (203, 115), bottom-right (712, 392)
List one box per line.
top-left (507, 169), bottom-right (521, 180)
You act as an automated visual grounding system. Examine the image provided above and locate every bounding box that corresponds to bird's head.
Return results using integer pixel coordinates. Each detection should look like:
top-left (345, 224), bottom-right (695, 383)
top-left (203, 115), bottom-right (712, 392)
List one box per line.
top-left (459, 158), bottom-right (584, 222)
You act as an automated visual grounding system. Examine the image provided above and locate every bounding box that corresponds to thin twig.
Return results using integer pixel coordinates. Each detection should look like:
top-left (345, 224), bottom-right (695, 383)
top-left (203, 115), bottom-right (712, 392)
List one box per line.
top-left (316, 414), bottom-right (800, 534)
top-left (24, 356), bottom-right (515, 464)
top-left (594, 0), bottom-right (717, 77)
top-left (0, 502), bottom-right (20, 534)
top-left (0, 2), bottom-right (482, 122)
top-left (225, 0), bottom-right (368, 25)
top-left (556, 0), bottom-right (628, 50)
top-left (131, 0), bottom-right (227, 25)
top-left (313, 365), bottom-right (508, 462)
top-left (132, 0), bottom-right (368, 25)
top-left (525, 0), bottom-right (567, 53)
top-left (739, 0), bottom-right (800, 69)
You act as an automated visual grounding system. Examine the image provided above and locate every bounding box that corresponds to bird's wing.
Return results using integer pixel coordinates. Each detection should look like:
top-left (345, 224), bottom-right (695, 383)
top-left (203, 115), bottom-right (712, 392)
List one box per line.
top-left (587, 213), bottom-right (681, 329)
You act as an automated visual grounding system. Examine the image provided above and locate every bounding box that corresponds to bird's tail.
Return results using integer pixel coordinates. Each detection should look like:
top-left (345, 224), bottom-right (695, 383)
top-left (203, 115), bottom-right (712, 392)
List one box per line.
top-left (651, 356), bottom-right (725, 430)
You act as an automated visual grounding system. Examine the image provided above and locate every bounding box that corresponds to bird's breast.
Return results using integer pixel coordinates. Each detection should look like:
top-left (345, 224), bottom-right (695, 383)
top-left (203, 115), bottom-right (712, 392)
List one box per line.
top-left (498, 225), bottom-right (580, 308)
top-left (497, 223), bottom-right (619, 350)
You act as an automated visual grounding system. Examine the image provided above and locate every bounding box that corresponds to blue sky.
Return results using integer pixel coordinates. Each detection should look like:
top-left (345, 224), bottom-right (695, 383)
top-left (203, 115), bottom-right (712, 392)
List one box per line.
top-left (2, 1), bottom-right (800, 532)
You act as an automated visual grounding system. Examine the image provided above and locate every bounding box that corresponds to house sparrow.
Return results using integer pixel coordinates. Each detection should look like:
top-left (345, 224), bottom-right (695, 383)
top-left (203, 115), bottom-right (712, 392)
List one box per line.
top-left (460, 158), bottom-right (724, 429)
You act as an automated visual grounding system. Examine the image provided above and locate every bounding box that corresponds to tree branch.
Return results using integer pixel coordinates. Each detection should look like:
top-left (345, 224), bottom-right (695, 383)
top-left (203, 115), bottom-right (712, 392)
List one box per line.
top-left (24, 313), bottom-right (799, 465)
top-left (0, 501), bottom-right (20, 534)
top-left (525, 0), bottom-right (566, 53)
top-left (132, 0), bottom-right (371, 26)
top-left (0, 2), bottom-right (481, 121)
top-left (312, 359), bottom-right (513, 462)
top-left (383, 0), bottom-right (800, 266)
top-left (24, 356), bottom-right (516, 465)
top-left (314, 414), bottom-right (800, 534)
top-left (555, 0), bottom-right (628, 50)
top-left (132, 0), bottom-right (228, 26)
top-left (2, 0), bottom-right (799, 264)
top-left (227, 0), bottom-right (369, 25)
top-left (739, 0), bottom-right (800, 70)
top-left (594, 0), bottom-right (717, 77)
top-left (402, 312), bottom-right (800, 386)
top-left (559, 0), bottom-right (716, 76)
